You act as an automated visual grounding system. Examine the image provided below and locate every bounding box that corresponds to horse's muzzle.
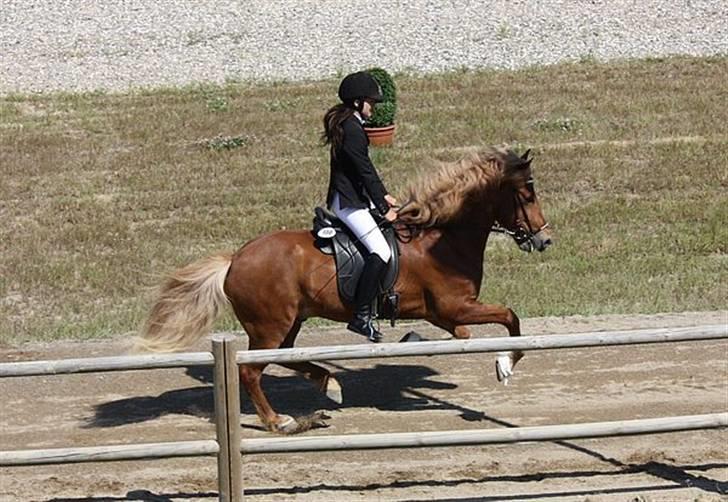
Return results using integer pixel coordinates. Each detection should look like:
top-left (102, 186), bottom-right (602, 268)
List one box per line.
top-left (518, 228), bottom-right (553, 253)
top-left (532, 229), bottom-right (553, 252)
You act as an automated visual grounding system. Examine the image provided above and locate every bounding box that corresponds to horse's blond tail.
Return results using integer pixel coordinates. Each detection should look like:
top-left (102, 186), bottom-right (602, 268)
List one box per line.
top-left (133, 253), bottom-right (233, 353)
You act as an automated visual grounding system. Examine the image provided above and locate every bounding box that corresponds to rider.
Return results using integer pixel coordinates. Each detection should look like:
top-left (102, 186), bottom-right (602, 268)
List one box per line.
top-left (322, 71), bottom-right (398, 343)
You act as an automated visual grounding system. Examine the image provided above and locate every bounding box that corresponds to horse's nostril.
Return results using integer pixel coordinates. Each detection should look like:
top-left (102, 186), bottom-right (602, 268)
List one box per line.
top-left (538, 238), bottom-right (552, 252)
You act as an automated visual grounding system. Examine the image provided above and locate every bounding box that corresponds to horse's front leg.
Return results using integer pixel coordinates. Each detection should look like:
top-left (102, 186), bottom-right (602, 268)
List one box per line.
top-left (436, 300), bottom-right (523, 383)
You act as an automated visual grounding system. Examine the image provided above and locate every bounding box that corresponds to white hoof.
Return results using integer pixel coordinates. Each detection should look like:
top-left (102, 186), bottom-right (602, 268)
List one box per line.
top-left (326, 378), bottom-right (343, 404)
top-left (495, 352), bottom-right (514, 385)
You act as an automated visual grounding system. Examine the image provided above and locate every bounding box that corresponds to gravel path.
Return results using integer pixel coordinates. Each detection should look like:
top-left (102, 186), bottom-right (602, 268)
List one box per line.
top-left (1, 0), bottom-right (727, 94)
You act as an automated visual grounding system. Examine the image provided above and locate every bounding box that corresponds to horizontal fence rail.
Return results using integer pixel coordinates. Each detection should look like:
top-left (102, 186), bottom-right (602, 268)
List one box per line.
top-left (239, 413), bottom-right (728, 454)
top-left (0, 440), bottom-right (219, 466)
top-left (1, 325), bottom-right (724, 378)
top-left (2, 414), bottom-right (725, 466)
top-left (235, 324), bottom-right (728, 365)
top-left (0, 352), bottom-right (213, 377)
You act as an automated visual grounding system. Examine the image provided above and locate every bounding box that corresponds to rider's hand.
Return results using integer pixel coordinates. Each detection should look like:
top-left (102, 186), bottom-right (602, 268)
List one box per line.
top-left (384, 208), bottom-right (397, 222)
top-left (384, 194), bottom-right (398, 207)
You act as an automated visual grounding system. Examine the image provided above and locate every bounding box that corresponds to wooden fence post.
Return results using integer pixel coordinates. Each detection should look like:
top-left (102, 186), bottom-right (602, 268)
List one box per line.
top-left (212, 334), bottom-right (243, 502)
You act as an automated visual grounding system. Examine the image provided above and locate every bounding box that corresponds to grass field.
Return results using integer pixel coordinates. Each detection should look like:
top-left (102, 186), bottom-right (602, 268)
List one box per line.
top-left (1, 56), bottom-right (726, 344)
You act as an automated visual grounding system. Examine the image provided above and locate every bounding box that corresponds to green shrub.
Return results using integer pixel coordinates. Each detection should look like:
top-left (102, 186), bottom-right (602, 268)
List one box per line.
top-left (366, 67), bottom-right (397, 127)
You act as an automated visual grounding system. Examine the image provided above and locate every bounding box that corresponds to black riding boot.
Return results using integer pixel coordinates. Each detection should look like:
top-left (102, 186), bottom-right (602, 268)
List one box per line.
top-left (347, 254), bottom-right (387, 342)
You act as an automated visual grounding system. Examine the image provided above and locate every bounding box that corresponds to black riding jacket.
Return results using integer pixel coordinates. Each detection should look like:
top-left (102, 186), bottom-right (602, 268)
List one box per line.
top-left (326, 115), bottom-right (389, 215)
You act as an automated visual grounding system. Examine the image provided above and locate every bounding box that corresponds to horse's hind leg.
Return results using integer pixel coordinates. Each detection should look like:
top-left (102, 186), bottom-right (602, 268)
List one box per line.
top-left (239, 319), bottom-right (336, 434)
top-left (238, 362), bottom-right (292, 431)
top-left (238, 320), bottom-right (302, 434)
top-left (278, 319), bottom-right (343, 404)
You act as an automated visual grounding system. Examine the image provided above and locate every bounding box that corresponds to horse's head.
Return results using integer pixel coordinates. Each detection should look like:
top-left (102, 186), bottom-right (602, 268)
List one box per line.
top-left (493, 149), bottom-right (553, 253)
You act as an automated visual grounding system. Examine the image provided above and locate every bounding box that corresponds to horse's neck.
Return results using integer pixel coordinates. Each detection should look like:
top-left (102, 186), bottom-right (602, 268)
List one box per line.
top-left (443, 223), bottom-right (492, 260)
top-left (415, 218), bottom-right (493, 289)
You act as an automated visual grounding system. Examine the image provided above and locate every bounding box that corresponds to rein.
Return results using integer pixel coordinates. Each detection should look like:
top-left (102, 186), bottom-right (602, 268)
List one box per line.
top-left (390, 199), bottom-right (420, 243)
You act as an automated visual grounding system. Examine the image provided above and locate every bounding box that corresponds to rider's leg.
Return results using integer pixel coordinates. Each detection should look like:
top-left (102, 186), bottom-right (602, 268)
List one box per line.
top-left (347, 252), bottom-right (387, 342)
top-left (332, 193), bottom-right (391, 342)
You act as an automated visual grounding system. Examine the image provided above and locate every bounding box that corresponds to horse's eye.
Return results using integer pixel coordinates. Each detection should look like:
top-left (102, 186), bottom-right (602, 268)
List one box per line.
top-left (520, 185), bottom-right (536, 203)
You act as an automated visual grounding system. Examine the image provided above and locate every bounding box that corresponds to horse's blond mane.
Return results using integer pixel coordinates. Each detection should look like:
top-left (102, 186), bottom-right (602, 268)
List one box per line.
top-left (397, 146), bottom-right (529, 228)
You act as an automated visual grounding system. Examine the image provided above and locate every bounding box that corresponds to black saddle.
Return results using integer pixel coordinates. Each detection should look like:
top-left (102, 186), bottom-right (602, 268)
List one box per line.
top-left (312, 207), bottom-right (400, 322)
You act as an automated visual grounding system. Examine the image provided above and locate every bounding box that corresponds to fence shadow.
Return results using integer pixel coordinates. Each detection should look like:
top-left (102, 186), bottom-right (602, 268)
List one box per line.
top-left (84, 362), bottom-right (456, 428)
top-left (47, 490), bottom-right (216, 501)
top-left (336, 378), bottom-right (728, 497)
top-left (42, 460), bottom-right (727, 501)
top-left (242, 461), bottom-right (728, 498)
top-left (81, 362), bottom-right (727, 496)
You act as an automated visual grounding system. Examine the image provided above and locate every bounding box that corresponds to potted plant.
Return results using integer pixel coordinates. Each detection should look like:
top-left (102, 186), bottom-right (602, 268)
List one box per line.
top-left (364, 67), bottom-right (397, 146)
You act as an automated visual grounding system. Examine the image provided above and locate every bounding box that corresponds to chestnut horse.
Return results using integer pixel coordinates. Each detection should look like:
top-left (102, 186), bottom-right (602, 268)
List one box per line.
top-left (136, 147), bottom-right (552, 433)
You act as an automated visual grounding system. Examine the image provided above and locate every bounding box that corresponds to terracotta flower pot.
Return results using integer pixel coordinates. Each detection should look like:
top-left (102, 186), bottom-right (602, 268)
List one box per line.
top-left (364, 124), bottom-right (395, 146)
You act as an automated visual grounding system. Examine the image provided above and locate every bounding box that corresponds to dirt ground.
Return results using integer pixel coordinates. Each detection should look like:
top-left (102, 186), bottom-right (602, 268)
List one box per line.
top-left (1, 311), bottom-right (726, 502)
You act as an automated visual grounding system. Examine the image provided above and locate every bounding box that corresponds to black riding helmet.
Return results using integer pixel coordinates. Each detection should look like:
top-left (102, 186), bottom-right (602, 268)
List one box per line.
top-left (338, 71), bottom-right (383, 104)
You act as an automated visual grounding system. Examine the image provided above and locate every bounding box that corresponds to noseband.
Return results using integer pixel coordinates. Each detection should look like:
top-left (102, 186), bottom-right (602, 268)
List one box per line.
top-left (492, 180), bottom-right (550, 251)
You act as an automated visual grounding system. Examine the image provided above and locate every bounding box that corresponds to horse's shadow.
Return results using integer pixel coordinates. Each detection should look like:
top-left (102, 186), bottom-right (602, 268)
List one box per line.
top-left (84, 362), bottom-right (457, 429)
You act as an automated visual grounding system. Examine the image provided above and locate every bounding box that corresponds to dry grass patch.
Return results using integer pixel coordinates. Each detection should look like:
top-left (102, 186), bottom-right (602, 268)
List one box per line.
top-left (1, 56), bottom-right (726, 343)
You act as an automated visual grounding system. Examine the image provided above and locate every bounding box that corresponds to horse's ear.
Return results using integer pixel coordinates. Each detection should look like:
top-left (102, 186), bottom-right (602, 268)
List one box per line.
top-left (518, 149), bottom-right (533, 170)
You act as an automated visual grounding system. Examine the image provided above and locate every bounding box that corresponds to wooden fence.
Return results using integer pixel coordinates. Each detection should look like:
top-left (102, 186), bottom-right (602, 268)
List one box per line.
top-left (1, 324), bottom-right (727, 501)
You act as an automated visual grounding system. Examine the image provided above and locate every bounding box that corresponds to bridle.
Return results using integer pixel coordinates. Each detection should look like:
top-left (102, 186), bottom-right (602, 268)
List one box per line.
top-left (491, 178), bottom-right (550, 252)
top-left (390, 177), bottom-right (550, 248)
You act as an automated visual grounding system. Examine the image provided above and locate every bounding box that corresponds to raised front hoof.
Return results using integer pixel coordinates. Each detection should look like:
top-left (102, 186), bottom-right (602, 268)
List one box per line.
top-left (495, 352), bottom-right (514, 385)
top-left (270, 411), bottom-right (332, 435)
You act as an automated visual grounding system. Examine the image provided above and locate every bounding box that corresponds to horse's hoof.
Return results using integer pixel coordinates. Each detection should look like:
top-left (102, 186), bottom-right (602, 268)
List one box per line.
top-left (495, 352), bottom-right (513, 385)
top-left (274, 414), bottom-right (299, 434)
top-left (326, 378), bottom-right (343, 404)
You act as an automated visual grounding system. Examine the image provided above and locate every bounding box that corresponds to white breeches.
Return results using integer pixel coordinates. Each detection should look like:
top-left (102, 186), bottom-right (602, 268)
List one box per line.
top-left (331, 192), bottom-right (391, 263)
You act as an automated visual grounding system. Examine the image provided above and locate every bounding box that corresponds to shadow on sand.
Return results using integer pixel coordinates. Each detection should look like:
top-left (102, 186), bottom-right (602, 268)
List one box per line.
top-left (79, 360), bottom-right (727, 499)
top-left (84, 362), bottom-right (456, 429)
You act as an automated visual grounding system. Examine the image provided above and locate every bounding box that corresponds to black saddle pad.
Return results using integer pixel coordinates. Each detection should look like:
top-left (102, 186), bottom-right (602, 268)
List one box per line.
top-left (312, 207), bottom-right (399, 304)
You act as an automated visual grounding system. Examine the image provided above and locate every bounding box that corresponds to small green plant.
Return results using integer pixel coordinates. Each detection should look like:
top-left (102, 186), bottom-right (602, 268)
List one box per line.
top-left (579, 52), bottom-right (598, 64)
top-left (206, 96), bottom-right (229, 112)
top-left (185, 30), bottom-right (206, 47)
top-left (198, 134), bottom-right (249, 150)
top-left (264, 98), bottom-right (298, 112)
top-left (496, 22), bottom-right (512, 40)
top-left (366, 67), bottom-right (397, 127)
top-left (533, 116), bottom-right (581, 132)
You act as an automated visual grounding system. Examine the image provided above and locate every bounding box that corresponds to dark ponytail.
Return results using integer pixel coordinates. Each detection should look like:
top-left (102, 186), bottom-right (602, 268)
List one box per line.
top-left (322, 103), bottom-right (356, 155)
